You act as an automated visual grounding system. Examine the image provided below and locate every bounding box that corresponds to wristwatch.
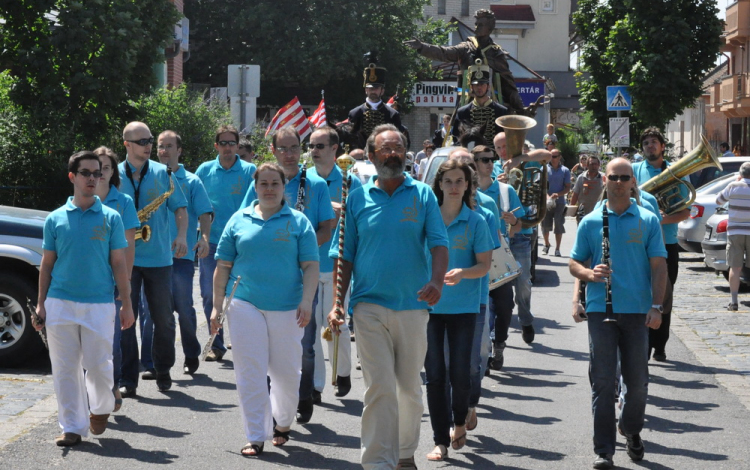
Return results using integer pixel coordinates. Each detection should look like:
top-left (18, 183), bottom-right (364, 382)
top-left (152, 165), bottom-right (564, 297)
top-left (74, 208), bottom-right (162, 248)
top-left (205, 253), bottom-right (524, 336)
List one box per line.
top-left (651, 304), bottom-right (663, 313)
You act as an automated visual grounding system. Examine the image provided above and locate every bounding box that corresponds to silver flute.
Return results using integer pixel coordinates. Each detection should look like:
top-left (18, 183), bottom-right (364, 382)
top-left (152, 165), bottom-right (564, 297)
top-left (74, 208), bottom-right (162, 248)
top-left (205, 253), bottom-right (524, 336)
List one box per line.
top-left (201, 276), bottom-right (241, 361)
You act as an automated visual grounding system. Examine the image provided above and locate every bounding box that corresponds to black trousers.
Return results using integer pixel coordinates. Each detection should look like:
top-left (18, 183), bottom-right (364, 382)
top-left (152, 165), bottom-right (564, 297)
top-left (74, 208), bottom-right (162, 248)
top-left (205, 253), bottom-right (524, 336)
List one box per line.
top-left (649, 243), bottom-right (679, 353)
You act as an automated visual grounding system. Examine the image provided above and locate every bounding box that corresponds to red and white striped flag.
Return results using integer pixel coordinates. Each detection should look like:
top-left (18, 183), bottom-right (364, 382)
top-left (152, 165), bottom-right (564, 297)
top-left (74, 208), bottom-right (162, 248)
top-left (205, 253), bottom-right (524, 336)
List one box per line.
top-left (386, 95), bottom-right (396, 106)
top-left (310, 99), bottom-right (327, 128)
top-left (265, 97), bottom-right (311, 139)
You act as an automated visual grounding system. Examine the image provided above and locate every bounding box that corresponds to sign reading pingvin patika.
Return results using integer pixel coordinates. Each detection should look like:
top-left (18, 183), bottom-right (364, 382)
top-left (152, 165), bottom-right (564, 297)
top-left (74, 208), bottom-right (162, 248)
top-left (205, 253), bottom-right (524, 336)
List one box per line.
top-left (411, 82), bottom-right (457, 107)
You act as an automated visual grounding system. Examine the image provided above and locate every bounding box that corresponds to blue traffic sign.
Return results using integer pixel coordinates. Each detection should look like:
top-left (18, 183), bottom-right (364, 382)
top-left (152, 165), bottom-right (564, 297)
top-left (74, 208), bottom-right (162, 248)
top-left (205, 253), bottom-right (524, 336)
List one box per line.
top-left (606, 86), bottom-right (632, 111)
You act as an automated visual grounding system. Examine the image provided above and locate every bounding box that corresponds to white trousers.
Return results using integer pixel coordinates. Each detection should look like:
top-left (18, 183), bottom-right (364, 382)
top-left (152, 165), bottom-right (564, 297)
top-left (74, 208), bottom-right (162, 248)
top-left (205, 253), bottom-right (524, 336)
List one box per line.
top-left (45, 298), bottom-right (115, 436)
top-left (313, 272), bottom-right (352, 391)
top-left (227, 298), bottom-right (303, 445)
top-left (354, 302), bottom-right (429, 470)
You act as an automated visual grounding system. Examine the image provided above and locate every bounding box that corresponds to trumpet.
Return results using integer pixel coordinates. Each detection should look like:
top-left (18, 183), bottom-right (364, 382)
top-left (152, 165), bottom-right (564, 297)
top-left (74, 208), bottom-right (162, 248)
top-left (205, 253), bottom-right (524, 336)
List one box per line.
top-left (135, 169), bottom-right (175, 242)
top-left (639, 135), bottom-right (722, 215)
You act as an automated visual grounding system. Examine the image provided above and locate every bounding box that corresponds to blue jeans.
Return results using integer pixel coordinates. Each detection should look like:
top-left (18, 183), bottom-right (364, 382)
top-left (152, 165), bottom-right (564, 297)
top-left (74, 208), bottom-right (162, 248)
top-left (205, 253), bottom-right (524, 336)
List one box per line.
top-left (490, 282), bottom-right (515, 344)
top-left (299, 288), bottom-right (319, 400)
top-left (138, 285), bottom-right (154, 370)
top-left (199, 243), bottom-right (225, 353)
top-left (120, 266), bottom-right (175, 388)
top-left (588, 312), bottom-right (649, 456)
top-left (509, 234), bottom-right (534, 327)
top-left (425, 313), bottom-right (475, 447)
top-left (468, 304), bottom-right (489, 407)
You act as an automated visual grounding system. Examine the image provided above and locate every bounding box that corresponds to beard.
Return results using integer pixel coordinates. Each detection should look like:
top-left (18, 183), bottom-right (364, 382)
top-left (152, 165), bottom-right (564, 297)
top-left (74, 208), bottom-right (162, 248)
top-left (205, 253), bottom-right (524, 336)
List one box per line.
top-left (645, 152), bottom-right (661, 162)
top-left (373, 155), bottom-right (405, 179)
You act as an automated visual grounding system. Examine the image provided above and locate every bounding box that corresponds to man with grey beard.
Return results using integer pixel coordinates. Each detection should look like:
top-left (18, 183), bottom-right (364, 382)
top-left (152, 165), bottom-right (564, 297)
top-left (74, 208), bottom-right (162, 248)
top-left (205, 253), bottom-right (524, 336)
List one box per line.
top-left (328, 124), bottom-right (449, 469)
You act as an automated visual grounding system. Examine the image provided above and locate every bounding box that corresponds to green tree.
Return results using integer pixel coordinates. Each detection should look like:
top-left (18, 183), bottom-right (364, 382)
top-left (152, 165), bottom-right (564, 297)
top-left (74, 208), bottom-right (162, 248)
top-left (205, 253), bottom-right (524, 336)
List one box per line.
top-left (184, 0), bottom-right (450, 119)
top-left (573, 0), bottom-right (723, 141)
top-left (0, 0), bottom-right (179, 140)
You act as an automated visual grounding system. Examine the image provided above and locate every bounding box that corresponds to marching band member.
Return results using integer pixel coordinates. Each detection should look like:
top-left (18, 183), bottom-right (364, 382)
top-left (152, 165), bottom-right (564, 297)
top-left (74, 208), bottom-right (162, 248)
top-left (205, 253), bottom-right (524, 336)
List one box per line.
top-left (37, 151), bottom-right (134, 446)
top-left (240, 126), bottom-right (335, 425)
top-left (117, 121), bottom-right (188, 397)
top-left (328, 124), bottom-right (448, 469)
top-left (211, 163), bottom-right (319, 457)
top-left (93, 146), bottom-right (139, 412)
top-left (195, 125), bottom-right (257, 362)
top-left (425, 159), bottom-right (492, 461)
top-left (307, 126), bottom-right (361, 399)
top-left (569, 158), bottom-right (667, 469)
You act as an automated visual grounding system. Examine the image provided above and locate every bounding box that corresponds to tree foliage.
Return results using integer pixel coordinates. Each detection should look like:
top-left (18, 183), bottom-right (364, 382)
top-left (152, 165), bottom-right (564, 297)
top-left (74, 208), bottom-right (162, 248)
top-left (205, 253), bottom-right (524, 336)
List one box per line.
top-left (0, 0), bottom-right (179, 140)
top-left (184, 0), bottom-right (451, 119)
top-left (573, 0), bottom-right (723, 140)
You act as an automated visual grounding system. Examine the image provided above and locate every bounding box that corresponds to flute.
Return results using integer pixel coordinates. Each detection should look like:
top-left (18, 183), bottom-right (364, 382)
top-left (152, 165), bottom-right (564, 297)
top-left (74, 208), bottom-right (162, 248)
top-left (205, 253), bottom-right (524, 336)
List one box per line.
top-left (201, 276), bottom-right (241, 361)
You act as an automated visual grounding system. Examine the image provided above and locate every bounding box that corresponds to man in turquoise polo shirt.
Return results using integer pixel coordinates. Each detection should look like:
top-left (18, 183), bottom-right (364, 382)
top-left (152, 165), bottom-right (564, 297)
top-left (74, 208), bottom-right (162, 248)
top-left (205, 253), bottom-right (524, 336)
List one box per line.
top-left (569, 157), bottom-right (667, 469)
top-left (195, 125), bottom-right (257, 362)
top-left (117, 121), bottom-right (188, 397)
top-left (37, 151), bottom-right (134, 446)
top-left (632, 127), bottom-right (689, 362)
top-left (328, 124), bottom-right (449, 470)
top-left (307, 126), bottom-right (361, 400)
top-left (240, 126), bottom-right (336, 424)
top-left (157, 130), bottom-right (213, 375)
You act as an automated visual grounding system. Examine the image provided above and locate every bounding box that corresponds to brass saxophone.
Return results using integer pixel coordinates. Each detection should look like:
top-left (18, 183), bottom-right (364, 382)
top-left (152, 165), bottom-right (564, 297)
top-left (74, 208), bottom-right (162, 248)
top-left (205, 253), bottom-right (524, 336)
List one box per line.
top-left (135, 170), bottom-right (175, 242)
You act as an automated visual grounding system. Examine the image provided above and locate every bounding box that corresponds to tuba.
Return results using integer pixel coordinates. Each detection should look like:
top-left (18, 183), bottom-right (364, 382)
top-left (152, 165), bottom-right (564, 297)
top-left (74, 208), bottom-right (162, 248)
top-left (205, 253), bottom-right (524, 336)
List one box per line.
top-left (495, 115), bottom-right (546, 228)
top-left (134, 169), bottom-right (175, 242)
top-left (639, 135), bottom-right (722, 216)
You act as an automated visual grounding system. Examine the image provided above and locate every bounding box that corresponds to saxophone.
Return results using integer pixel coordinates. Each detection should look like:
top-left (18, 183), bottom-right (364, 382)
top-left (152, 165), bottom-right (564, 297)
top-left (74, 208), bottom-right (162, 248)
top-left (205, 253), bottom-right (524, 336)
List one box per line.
top-left (135, 170), bottom-right (175, 242)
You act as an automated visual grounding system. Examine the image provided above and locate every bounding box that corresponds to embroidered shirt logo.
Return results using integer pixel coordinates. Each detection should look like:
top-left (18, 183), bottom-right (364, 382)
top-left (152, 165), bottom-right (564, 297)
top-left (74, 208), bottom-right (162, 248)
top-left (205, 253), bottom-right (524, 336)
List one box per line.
top-left (230, 176), bottom-right (244, 195)
top-left (91, 215), bottom-right (109, 241)
top-left (627, 219), bottom-right (644, 244)
top-left (274, 220), bottom-right (292, 242)
top-left (401, 196), bottom-right (420, 223)
top-left (453, 225), bottom-right (470, 251)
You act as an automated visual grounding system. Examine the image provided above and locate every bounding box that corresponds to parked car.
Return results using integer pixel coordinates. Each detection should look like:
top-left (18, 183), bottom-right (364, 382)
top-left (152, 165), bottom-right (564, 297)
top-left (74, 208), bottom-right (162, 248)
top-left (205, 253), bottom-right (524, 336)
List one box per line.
top-left (0, 205), bottom-right (48, 367)
top-left (688, 156), bottom-right (750, 191)
top-left (677, 172), bottom-right (738, 252)
top-left (701, 203), bottom-right (750, 283)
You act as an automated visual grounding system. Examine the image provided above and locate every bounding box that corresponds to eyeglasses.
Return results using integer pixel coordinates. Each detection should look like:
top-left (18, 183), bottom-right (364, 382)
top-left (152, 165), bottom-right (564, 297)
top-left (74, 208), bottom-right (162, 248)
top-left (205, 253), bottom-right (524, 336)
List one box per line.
top-left (375, 146), bottom-right (406, 155)
top-left (276, 145), bottom-right (301, 154)
top-left (76, 170), bottom-right (103, 179)
top-left (309, 143), bottom-right (328, 150)
top-left (127, 137), bottom-right (154, 147)
top-left (474, 157), bottom-right (497, 164)
top-left (551, 154), bottom-right (560, 158)
top-left (608, 174), bottom-right (632, 182)
top-left (217, 140), bottom-right (237, 147)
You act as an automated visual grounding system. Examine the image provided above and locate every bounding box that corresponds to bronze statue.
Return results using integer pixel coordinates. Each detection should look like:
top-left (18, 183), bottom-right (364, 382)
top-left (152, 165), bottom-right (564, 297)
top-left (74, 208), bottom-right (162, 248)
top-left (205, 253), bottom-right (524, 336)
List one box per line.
top-left (405, 9), bottom-right (535, 116)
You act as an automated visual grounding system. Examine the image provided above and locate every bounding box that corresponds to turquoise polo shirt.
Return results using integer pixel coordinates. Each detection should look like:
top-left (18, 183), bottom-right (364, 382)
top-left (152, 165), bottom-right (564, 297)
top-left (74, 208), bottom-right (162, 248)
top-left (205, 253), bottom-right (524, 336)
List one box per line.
top-left (429, 204), bottom-right (494, 314)
top-left (479, 179), bottom-right (526, 236)
top-left (102, 186), bottom-right (140, 230)
top-left (119, 159), bottom-right (188, 268)
top-left (240, 167), bottom-right (335, 233)
top-left (169, 165), bottom-right (214, 261)
top-left (330, 175), bottom-right (449, 312)
top-left (195, 155), bottom-right (257, 245)
top-left (43, 197), bottom-right (127, 304)
top-left (216, 201), bottom-right (319, 311)
top-left (639, 190), bottom-right (662, 221)
top-left (632, 160), bottom-right (688, 244)
top-left (571, 199), bottom-right (667, 314)
top-left (492, 160), bottom-right (541, 178)
top-left (308, 165), bottom-right (362, 273)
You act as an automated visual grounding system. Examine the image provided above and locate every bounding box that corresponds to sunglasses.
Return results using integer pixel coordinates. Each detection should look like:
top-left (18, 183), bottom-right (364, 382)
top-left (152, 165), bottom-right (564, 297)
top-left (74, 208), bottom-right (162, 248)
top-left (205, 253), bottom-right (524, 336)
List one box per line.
top-left (76, 170), bottom-right (103, 179)
top-left (126, 137), bottom-right (154, 147)
top-left (309, 143), bottom-right (328, 150)
top-left (217, 140), bottom-right (237, 147)
top-left (607, 174), bottom-right (632, 182)
top-left (474, 157), bottom-right (497, 164)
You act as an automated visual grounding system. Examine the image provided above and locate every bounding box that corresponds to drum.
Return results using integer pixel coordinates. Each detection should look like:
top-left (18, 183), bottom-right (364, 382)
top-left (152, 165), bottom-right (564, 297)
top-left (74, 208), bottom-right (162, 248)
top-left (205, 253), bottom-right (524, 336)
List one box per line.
top-left (489, 236), bottom-right (522, 290)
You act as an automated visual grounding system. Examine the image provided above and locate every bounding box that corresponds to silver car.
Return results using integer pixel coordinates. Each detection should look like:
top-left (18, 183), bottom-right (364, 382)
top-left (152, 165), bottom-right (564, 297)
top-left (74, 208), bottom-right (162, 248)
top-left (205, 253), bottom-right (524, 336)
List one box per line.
top-left (678, 172), bottom-right (737, 252)
top-left (701, 203), bottom-right (750, 284)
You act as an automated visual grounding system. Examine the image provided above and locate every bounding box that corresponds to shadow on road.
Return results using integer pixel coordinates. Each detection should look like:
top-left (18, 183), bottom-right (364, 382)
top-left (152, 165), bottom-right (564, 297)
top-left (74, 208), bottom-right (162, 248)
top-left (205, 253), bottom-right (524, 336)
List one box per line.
top-left (67, 437), bottom-right (179, 463)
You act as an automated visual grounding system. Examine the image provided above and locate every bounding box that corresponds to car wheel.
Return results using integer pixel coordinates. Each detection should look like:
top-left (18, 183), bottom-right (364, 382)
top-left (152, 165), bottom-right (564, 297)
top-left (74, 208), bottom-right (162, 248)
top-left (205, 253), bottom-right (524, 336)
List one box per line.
top-left (0, 274), bottom-right (45, 367)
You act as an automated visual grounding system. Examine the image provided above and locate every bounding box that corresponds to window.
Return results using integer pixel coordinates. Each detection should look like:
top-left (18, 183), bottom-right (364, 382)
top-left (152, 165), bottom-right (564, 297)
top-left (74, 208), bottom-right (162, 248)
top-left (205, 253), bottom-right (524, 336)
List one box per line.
top-left (438, 0), bottom-right (446, 15)
top-left (461, 0), bottom-right (469, 17)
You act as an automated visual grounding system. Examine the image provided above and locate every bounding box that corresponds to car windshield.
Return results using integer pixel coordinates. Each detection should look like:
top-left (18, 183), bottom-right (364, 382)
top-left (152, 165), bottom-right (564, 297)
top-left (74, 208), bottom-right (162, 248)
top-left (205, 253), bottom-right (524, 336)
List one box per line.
top-left (423, 155), bottom-right (448, 186)
top-left (697, 172), bottom-right (737, 194)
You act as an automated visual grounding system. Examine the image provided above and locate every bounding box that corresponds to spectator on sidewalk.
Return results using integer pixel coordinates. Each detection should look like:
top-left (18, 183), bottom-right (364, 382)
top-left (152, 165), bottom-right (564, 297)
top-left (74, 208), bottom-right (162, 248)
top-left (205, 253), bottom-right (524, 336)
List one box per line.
top-left (716, 162), bottom-right (750, 311)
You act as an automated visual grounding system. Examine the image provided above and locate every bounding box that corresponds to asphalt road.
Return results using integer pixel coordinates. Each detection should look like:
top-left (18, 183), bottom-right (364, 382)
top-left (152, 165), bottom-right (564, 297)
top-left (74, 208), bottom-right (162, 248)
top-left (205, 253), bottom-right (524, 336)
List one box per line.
top-left (1, 221), bottom-right (749, 469)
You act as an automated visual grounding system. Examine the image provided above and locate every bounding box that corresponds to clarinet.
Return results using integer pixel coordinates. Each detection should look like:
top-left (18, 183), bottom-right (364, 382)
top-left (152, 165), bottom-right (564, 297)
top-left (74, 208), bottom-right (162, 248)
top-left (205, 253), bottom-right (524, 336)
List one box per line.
top-left (201, 276), bottom-right (241, 361)
top-left (295, 169), bottom-right (307, 211)
top-left (601, 203), bottom-right (616, 322)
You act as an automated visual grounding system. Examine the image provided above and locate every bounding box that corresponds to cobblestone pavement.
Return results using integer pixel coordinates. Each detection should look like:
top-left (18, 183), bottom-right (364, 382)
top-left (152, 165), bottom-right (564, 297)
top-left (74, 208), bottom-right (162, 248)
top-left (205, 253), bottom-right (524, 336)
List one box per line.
top-left (670, 251), bottom-right (750, 409)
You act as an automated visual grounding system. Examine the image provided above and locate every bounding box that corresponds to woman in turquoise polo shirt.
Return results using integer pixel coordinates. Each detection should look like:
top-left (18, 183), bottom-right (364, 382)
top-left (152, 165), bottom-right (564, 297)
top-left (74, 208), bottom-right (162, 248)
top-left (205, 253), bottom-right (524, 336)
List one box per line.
top-left (94, 146), bottom-right (139, 413)
top-left (211, 163), bottom-right (319, 457)
top-left (425, 160), bottom-right (493, 462)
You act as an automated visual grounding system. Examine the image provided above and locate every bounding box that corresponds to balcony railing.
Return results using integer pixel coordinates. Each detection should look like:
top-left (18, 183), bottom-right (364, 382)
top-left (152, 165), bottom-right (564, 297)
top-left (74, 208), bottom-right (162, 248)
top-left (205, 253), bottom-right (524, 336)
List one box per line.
top-left (725, 0), bottom-right (750, 41)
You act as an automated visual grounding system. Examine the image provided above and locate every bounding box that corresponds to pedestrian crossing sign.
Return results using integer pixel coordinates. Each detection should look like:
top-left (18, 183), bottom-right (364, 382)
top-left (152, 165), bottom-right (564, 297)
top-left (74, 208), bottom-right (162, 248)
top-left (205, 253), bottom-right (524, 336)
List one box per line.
top-left (606, 86), bottom-right (631, 111)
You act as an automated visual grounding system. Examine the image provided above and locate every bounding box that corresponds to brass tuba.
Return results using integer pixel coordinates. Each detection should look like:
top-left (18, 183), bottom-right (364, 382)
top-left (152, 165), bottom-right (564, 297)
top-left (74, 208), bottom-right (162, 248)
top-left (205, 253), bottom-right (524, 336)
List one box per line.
top-left (639, 135), bottom-right (722, 216)
top-left (495, 115), bottom-right (546, 228)
top-left (134, 169), bottom-right (175, 242)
